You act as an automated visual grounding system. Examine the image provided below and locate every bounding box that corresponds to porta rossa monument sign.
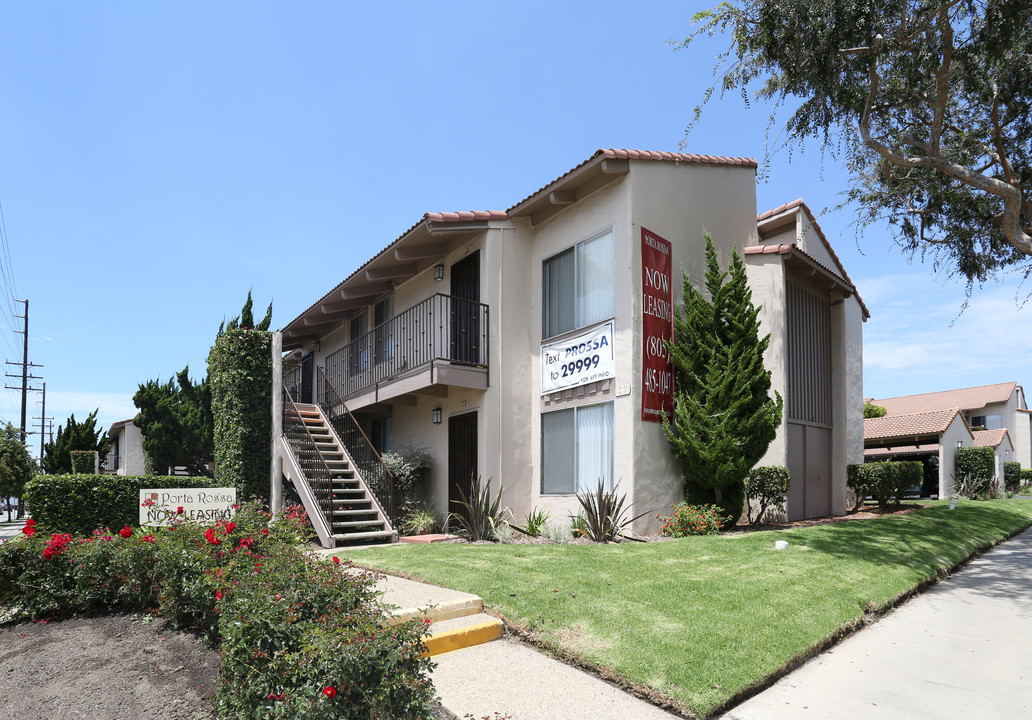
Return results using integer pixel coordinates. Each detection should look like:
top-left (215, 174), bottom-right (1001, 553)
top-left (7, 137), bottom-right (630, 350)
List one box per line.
top-left (139, 487), bottom-right (237, 527)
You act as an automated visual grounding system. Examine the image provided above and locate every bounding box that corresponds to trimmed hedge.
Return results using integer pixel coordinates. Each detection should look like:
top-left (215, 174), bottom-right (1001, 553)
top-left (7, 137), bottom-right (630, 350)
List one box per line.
top-left (1004, 461), bottom-right (1021, 490)
top-left (745, 465), bottom-right (791, 523)
top-left (1022, 468), bottom-right (1032, 486)
top-left (24, 474), bottom-right (220, 535)
top-left (209, 329), bottom-right (273, 504)
top-left (70, 450), bottom-right (97, 474)
top-left (847, 461), bottom-right (922, 510)
top-left (955, 446), bottom-right (996, 485)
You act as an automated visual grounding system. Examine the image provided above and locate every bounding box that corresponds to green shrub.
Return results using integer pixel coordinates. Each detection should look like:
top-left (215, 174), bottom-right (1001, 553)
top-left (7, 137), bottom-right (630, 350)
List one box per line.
top-left (745, 466), bottom-right (791, 524)
top-left (209, 328), bottom-right (273, 503)
top-left (1021, 468), bottom-right (1032, 487)
top-left (23, 474), bottom-right (221, 535)
top-left (70, 450), bottom-right (97, 473)
top-left (657, 503), bottom-right (729, 537)
top-left (955, 446), bottom-right (996, 488)
top-left (0, 503), bottom-right (436, 719)
top-left (399, 503), bottom-right (442, 536)
top-left (684, 479), bottom-right (745, 528)
top-left (523, 506), bottom-right (551, 537)
top-left (380, 446), bottom-right (432, 496)
top-left (1004, 461), bottom-right (1021, 490)
top-left (847, 462), bottom-right (921, 510)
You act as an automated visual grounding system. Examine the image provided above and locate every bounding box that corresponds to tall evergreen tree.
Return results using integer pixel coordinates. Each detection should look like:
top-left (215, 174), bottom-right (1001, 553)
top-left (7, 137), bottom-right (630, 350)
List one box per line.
top-left (663, 234), bottom-right (783, 525)
top-left (133, 366), bottom-right (214, 476)
top-left (41, 410), bottom-right (110, 475)
top-left (0, 423), bottom-right (34, 520)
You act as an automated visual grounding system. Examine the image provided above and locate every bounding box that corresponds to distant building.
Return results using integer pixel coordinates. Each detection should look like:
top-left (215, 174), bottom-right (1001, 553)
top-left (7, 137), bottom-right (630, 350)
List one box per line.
top-left (864, 382), bottom-right (1030, 496)
top-left (107, 419), bottom-right (145, 475)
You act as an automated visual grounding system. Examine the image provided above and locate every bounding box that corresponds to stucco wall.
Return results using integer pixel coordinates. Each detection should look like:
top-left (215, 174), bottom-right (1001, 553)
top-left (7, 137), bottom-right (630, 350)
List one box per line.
top-left (939, 415), bottom-right (974, 497)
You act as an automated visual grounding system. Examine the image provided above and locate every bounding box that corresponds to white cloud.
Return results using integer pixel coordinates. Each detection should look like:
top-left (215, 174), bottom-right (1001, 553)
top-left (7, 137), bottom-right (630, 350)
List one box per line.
top-left (859, 273), bottom-right (1032, 397)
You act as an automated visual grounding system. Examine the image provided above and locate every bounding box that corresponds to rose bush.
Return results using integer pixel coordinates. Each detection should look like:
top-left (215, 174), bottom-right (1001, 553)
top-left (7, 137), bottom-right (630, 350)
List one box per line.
top-left (0, 502), bottom-right (436, 719)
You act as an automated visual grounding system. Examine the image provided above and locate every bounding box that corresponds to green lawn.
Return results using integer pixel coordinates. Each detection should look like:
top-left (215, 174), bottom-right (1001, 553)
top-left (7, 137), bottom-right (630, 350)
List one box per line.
top-left (336, 499), bottom-right (1032, 718)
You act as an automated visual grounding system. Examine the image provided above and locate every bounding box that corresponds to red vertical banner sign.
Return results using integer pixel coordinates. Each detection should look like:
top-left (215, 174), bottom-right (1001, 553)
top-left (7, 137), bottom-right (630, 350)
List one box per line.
top-left (641, 227), bottom-right (674, 422)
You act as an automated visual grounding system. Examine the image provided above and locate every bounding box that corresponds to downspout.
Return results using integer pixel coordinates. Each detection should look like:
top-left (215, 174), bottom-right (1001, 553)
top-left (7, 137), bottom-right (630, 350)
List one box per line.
top-left (497, 227), bottom-right (505, 491)
top-left (270, 331), bottom-right (283, 514)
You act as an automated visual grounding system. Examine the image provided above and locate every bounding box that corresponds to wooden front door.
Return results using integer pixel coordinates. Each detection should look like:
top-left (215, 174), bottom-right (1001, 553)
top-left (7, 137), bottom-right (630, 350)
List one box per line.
top-left (448, 412), bottom-right (478, 520)
top-left (450, 251), bottom-right (481, 365)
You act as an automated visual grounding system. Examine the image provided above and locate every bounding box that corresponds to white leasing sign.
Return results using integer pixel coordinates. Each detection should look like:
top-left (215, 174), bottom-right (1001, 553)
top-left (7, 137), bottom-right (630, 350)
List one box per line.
top-left (540, 321), bottom-right (615, 395)
top-left (139, 487), bottom-right (237, 527)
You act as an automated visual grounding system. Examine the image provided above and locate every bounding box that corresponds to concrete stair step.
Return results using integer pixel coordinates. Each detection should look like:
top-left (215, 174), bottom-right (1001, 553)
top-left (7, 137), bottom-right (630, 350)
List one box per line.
top-left (332, 529), bottom-right (395, 542)
top-left (421, 613), bottom-right (504, 657)
top-left (334, 520), bottom-right (386, 529)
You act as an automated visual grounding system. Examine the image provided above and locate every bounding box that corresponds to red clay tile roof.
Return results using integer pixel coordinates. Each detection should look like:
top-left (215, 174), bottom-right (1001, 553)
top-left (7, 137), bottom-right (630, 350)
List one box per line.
top-left (873, 382), bottom-right (1017, 416)
top-left (743, 242), bottom-right (868, 315)
top-left (507, 148), bottom-right (757, 215)
top-left (864, 443), bottom-right (939, 459)
top-left (864, 409), bottom-right (967, 441)
top-left (756, 199), bottom-right (870, 319)
top-left (972, 428), bottom-right (1012, 449)
top-left (425, 211), bottom-right (507, 223)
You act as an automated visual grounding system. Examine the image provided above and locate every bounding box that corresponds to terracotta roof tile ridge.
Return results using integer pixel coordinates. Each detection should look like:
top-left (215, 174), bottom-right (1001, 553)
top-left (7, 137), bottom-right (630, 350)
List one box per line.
top-left (756, 198), bottom-right (804, 223)
top-left (867, 407), bottom-right (961, 421)
top-left (874, 381), bottom-right (1017, 405)
top-left (602, 148), bottom-right (758, 167)
top-left (424, 210), bottom-right (508, 222)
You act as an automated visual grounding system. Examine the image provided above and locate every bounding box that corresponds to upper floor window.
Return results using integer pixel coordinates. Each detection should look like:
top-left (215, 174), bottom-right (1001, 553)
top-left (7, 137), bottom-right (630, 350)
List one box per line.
top-left (970, 413), bottom-right (1003, 430)
top-left (542, 229), bottom-right (614, 339)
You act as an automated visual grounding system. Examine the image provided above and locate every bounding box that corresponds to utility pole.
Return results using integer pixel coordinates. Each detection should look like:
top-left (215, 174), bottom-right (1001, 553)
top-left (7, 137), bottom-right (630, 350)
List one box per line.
top-left (5, 299), bottom-right (42, 443)
top-left (32, 381), bottom-right (52, 463)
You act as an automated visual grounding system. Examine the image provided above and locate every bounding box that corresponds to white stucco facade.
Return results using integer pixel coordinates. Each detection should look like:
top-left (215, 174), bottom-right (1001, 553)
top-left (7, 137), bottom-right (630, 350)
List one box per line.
top-left (281, 150), bottom-right (868, 532)
top-left (108, 419), bottom-right (146, 475)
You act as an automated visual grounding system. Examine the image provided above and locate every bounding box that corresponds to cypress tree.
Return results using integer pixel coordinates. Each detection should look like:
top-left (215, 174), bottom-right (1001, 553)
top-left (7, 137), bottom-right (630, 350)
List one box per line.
top-left (663, 233), bottom-right (783, 525)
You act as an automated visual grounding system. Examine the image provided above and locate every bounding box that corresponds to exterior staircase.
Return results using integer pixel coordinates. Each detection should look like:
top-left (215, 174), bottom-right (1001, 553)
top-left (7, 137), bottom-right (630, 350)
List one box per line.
top-left (281, 402), bottom-right (396, 547)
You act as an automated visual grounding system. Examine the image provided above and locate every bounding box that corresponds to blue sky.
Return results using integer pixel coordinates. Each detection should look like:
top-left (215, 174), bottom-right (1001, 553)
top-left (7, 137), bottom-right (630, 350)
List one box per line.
top-left (0, 2), bottom-right (1029, 456)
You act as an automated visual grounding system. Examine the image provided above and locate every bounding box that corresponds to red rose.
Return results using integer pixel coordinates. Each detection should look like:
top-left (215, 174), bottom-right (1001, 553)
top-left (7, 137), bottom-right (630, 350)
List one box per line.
top-left (25, 518), bottom-right (37, 527)
top-left (224, 521), bottom-right (236, 534)
top-left (177, 507), bottom-right (184, 515)
top-left (322, 686), bottom-right (336, 699)
top-left (204, 528), bottom-right (221, 545)
top-left (215, 589), bottom-right (223, 600)
top-left (119, 526), bottom-right (133, 539)
top-left (22, 526), bottom-right (35, 537)
top-left (142, 535), bottom-right (156, 543)
top-left (261, 528), bottom-right (269, 537)
top-left (332, 556), bottom-right (341, 565)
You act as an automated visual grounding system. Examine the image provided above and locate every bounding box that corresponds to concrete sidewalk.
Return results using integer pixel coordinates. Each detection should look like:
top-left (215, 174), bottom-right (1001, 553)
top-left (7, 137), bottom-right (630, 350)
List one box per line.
top-left (0, 518), bottom-right (26, 541)
top-left (353, 564), bottom-right (682, 720)
top-left (721, 527), bottom-right (1032, 720)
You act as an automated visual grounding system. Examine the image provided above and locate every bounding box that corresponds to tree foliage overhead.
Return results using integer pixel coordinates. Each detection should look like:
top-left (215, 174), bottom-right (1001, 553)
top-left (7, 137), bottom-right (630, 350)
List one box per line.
top-left (685, 0), bottom-right (1032, 287)
top-left (218, 290), bottom-right (273, 337)
top-left (662, 234), bottom-right (783, 526)
top-left (41, 410), bottom-right (110, 475)
top-left (863, 400), bottom-right (888, 418)
top-left (133, 366), bottom-right (214, 477)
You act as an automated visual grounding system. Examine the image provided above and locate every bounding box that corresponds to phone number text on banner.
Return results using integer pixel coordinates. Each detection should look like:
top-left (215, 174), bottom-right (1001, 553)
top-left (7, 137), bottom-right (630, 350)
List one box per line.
top-left (540, 321), bottom-right (615, 395)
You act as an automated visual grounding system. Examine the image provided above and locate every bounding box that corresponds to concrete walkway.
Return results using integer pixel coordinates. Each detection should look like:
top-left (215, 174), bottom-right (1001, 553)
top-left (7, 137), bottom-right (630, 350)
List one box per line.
top-left (0, 518), bottom-right (26, 541)
top-left (344, 558), bottom-right (682, 720)
top-left (720, 527), bottom-right (1032, 720)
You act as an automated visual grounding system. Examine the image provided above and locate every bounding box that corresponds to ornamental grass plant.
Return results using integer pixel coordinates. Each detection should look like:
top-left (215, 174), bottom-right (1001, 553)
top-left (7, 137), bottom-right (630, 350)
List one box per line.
top-left (0, 502), bottom-right (435, 720)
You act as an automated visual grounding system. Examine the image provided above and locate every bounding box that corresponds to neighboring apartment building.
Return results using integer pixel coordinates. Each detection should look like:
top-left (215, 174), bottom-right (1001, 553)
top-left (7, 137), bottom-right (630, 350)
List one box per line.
top-left (279, 149), bottom-right (868, 540)
top-left (107, 418), bottom-right (146, 475)
top-left (864, 382), bottom-right (1031, 496)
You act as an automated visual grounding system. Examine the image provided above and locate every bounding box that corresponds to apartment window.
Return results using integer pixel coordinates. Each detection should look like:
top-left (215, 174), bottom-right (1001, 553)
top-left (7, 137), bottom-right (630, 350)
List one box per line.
top-left (970, 413), bottom-right (1003, 430)
top-left (349, 311), bottom-right (368, 375)
top-left (374, 295), bottom-right (394, 365)
top-left (542, 229), bottom-right (614, 339)
top-left (541, 401), bottom-right (614, 494)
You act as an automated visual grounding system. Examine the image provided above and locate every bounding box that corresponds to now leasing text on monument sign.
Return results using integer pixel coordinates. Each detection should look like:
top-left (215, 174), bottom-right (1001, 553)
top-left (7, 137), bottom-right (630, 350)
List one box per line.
top-left (540, 321), bottom-right (615, 394)
top-left (139, 487), bottom-right (237, 527)
top-left (641, 227), bottom-right (674, 421)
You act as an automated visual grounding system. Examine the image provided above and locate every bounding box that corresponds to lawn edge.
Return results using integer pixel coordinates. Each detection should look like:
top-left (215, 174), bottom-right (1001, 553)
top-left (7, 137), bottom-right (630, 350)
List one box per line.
top-left (707, 514), bottom-right (1032, 718)
top-left (347, 510), bottom-right (1032, 720)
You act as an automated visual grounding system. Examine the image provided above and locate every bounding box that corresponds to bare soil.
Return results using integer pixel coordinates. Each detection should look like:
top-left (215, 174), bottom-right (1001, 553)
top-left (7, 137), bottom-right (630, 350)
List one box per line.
top-left (0, 613), bottom-right (218, 720)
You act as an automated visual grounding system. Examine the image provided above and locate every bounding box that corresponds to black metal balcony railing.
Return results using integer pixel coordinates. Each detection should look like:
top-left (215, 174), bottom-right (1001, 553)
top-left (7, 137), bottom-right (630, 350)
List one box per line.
top-left (317, 366), bottom-right (397, 523)
top-left (323, 293), bottom-right (489, 400)
top-left (281, 387), bottom-right (334, 519)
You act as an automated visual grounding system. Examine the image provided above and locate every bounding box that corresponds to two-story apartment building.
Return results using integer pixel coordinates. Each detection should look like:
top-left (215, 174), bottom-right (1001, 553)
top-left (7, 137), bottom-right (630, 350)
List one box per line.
top-left (279, 149), bottom-right (868, 543)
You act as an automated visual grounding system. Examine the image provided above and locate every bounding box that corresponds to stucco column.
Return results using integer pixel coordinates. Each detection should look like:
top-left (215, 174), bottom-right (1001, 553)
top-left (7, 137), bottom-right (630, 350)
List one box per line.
top-left (270, 331), bottom-right (283, 514)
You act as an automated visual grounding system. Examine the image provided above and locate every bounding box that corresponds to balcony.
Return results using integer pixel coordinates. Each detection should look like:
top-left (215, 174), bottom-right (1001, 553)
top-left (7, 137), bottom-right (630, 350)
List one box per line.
top-left (320, 293), bottom-right (489, 410)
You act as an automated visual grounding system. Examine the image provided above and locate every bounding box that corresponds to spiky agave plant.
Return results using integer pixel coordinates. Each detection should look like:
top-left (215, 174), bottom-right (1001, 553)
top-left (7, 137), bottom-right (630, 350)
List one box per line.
top-left (576, 479), bottom-right (650, 542)
top-left (451, 476), bottom-right (504, 541)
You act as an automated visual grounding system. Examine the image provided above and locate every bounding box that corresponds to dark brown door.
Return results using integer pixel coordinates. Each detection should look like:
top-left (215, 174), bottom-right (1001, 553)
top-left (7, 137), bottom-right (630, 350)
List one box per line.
top-left (448, 412), bottom-right (478, 520)
top-left (300, 353), bottom-right (314, 404)
top-left (450, 252), bottom-right (480, 364)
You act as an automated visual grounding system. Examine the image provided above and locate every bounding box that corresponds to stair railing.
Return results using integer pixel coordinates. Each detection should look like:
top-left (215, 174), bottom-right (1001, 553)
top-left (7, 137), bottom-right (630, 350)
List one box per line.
top-left (281, 385), bottom-right (336, 523)
top-left (317, 365), bottom-right (397, 523)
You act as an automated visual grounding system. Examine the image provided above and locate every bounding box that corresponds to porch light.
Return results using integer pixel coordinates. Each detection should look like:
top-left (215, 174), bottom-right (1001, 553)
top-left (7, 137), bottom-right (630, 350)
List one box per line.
top-left (957, 441), bottom-right (963, 448)
top-left (432, 407), bottom-right (443, 424)
top-left (314, 341), bottom-right (321, 352)
top-left (434, 264), bottom-right (444, 281)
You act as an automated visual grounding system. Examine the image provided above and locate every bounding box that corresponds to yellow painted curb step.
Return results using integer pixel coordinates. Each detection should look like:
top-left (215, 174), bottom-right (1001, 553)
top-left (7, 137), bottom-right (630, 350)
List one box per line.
top-left (422, 618), bottom-right (504, 657)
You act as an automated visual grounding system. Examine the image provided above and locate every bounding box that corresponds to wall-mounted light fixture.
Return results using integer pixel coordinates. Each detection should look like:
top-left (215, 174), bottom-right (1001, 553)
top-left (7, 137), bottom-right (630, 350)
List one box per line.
top-left (434, 264), bottom-right (444, 282)
top-left (432, 407), bottom-right (443, 424)
top-left (314, 341), bottom-right (321, 352)
top-left (957, 440), bottom-right (963, 448)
